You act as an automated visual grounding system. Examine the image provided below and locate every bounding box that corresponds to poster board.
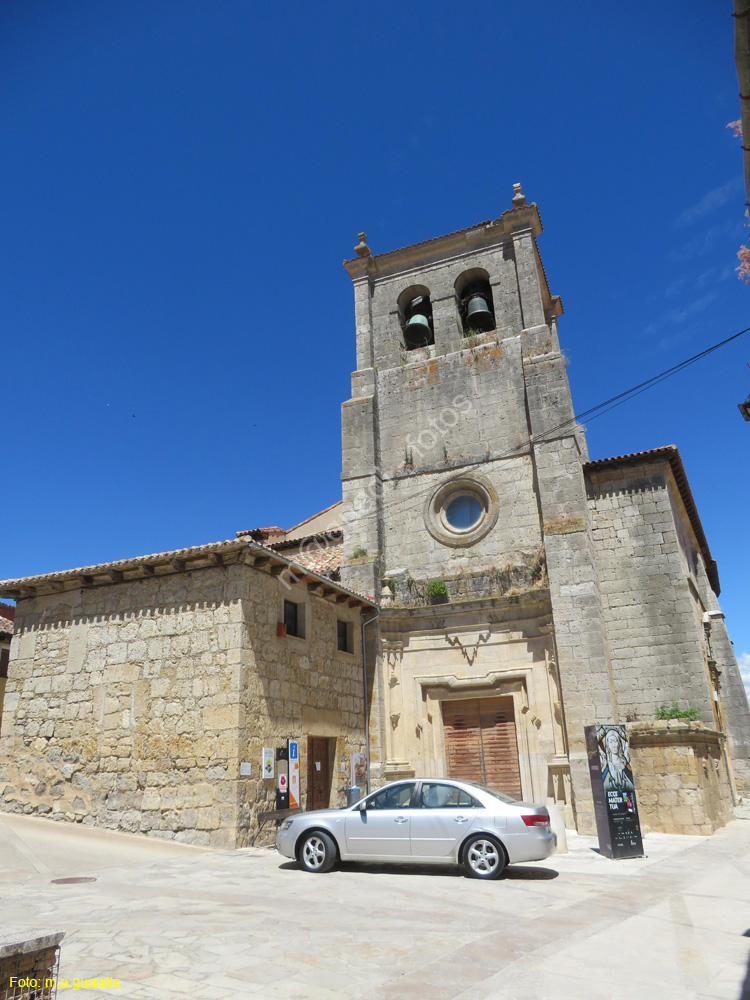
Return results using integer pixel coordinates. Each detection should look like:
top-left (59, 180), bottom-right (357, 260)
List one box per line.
top-left (585, 724), bottom-right (644, 860)
top-left (288, 739), bottom-right (300, 810)
top-left (262, 747), bottom-right (275, 780)
top-left (350, 752), bottom-right (367, 789)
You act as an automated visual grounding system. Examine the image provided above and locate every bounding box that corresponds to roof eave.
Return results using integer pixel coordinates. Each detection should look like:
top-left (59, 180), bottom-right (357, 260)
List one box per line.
top-left (0, 538), bottom-right (376, 609)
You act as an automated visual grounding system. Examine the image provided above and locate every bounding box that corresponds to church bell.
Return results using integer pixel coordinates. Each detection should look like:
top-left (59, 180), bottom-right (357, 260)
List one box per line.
top-left (403, 295), bottom-right (433, 348)
top-left (403, 312), bottom-right (432, 347)
top-left (465, 293), bottom-right (494, 333)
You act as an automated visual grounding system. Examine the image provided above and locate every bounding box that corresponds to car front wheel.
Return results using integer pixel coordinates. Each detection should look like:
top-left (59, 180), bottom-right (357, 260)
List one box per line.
top-left (298, 831), bottom-right (337, 873)
top-left (462, 834), bottom-right (506, 880)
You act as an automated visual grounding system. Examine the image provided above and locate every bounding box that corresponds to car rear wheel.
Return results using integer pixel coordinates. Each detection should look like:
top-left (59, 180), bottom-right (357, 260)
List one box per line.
top-left (298, 831), bottom-right (337, 873)
top-left (462, 834), bottom-right (505, 880)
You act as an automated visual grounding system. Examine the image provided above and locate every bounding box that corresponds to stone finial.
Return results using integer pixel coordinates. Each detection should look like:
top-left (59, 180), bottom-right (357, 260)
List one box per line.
top-left (354, 232), bottom-right (371, 257)
top-left (512, 183), bottom-right (527, 208)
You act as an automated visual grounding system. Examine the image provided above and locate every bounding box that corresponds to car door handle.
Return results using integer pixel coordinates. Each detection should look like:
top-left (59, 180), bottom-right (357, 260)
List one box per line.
top-left (454, 815), bottom-right (469, 823)
top-left (394, 816), bottom-right (408, 824)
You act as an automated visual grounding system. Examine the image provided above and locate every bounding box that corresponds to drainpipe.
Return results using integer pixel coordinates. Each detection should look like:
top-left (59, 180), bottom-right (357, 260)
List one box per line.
top-left (361, 607), bottom-right (380, 795)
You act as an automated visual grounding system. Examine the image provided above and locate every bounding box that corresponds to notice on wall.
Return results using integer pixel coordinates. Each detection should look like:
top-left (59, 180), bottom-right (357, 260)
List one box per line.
top-left (275, 746), bottom-right (289, 811)
top-left (288, 740), bottom-right (300, 810)
top-left (262, 747), bottom-right (275, 780)
top-left (239, 762), bottom-right (252, 777)
top-left (350, 752), bottom-right (367, 788)
top-left (585, 724), bottom-right (644, 860)
top-left (315, 761), bottom-right (321, 771)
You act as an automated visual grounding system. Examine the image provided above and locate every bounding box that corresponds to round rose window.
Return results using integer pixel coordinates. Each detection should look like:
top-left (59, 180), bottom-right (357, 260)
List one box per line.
top-left (444, 494), bottom-right (483, 530)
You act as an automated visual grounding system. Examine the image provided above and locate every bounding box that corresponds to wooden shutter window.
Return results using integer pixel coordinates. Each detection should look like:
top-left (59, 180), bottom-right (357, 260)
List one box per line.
top-left (442, 696), bottom-right (522, 799)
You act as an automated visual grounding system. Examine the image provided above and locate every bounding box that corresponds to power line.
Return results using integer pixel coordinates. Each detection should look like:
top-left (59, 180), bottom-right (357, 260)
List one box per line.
top-left (347, 323), bottom-right (750, 523)
top-left (570, 325), bottom-right (750, 426)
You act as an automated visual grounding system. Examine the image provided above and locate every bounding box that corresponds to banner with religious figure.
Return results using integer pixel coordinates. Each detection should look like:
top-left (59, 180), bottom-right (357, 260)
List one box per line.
top-left (585, 724), bottom-right (644, 860)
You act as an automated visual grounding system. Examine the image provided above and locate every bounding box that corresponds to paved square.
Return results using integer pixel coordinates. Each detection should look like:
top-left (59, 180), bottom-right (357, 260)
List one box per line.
top-left (1, 811), bottom-right (749, 999)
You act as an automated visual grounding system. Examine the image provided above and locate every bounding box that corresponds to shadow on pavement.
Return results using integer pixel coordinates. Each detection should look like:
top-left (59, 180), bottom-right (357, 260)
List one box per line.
top-left (740, 938), bottom-right (750, 1000)
top-left (502, 865), bottom-right (559, 881)
top-left (277, 861), bottom-right (558, 880)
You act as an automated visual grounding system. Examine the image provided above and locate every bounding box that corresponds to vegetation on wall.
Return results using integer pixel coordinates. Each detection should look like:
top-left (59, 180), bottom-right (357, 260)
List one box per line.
top-left (426, 578), bottom-right (448, 604)
top-left (388, 547), bottom-right (547, 608)
top-left (655, 702), bottom-right (701, 722)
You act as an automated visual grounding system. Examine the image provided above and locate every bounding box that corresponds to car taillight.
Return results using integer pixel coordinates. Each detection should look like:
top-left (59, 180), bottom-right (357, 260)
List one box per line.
top-left (522, 814), bottom-right (550, 827)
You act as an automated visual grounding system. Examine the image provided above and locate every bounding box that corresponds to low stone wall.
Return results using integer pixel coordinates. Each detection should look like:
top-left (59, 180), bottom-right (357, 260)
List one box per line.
top-left (629, 721), bottom-right (733, 835)
top-left (0, 930), bottom-right (64, 999)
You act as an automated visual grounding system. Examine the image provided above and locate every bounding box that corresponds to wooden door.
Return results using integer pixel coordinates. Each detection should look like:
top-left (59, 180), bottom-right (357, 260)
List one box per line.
top-left (443, 697), bottom-right (522, 798)
top-left (307, 737), bottom-right (333, 811)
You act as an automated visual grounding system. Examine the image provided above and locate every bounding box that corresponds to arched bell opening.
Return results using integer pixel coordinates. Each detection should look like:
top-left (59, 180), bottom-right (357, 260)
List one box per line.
top-left (397, 284), bottom-right (435, 350)
top-left (455, 269), bottom-right (496, 336)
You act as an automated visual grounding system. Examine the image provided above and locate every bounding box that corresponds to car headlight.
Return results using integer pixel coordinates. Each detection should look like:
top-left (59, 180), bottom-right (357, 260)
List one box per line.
top-left (280, 819), bottom-right (294, 832)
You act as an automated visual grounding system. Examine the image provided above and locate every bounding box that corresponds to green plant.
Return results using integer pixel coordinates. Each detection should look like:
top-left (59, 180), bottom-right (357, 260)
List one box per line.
top-left (655, 702), bottom-right (700, 722)
top-left (351, 546), bottom-right (368, 560)
top-left (427, 578), bottom-right (448, 604)
top-left (404, 447), bottom-right (414, 468)
top-left (386, 578), bottom-right (396, 594)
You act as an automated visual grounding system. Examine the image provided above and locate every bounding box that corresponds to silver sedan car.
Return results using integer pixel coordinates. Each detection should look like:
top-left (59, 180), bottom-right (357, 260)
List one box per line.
top-left (276, 778), bottom-right (556, 880)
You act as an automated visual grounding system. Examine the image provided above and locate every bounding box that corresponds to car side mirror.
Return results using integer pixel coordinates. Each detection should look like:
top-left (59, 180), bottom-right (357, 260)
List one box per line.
top-left (357, 800), bottom-right (367, 811)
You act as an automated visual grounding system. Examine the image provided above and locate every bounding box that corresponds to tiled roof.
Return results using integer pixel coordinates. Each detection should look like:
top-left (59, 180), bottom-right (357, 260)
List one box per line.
top-left (0, 616), bottom-right (13, 636)
top-left (276, 533), bottom-right (343, 578)
top-left (0, 537), bottom-right (374, 607)
top-left (0, 539), bottom-right (250, 591)
top-left (584, 445), bottom-right (678, 467)
top-left (0, 602), bottom-right (15, 622)
top-left (583, 445), bottom-right (719, 595)
top-left (235, 526), bottom-right (284, 540)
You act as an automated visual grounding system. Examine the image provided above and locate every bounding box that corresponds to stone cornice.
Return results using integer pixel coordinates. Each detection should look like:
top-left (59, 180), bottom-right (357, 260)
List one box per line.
top-left (343, 205), bottom-right (543, 282)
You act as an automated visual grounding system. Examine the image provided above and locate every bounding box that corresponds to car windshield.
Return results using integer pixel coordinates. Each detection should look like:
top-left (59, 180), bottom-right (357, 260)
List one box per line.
top-left (462, 781), bottom-right (518, 804)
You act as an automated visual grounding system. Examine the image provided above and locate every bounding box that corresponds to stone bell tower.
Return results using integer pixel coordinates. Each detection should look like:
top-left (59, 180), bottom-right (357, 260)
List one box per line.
top-left (340, 186), bottom-right (616, 832)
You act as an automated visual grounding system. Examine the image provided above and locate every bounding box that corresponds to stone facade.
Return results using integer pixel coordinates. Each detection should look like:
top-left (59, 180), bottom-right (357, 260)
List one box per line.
top-left (0, 542), bottom-right (373, 846)
top-left (339, 189), bottom-right (749, 836)
top-left (1, 188), bottom-right (748, 845)
top-left (586, 452), bottom-right (750, 797)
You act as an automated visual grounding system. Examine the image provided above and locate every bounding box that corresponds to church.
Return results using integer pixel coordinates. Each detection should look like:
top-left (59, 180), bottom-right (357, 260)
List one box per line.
top-left (1, 186), bottom-right (748, 845)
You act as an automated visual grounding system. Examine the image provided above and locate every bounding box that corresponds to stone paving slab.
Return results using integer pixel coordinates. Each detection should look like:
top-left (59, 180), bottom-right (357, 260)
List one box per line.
top-left (0, 811), bottom-right (749, 999)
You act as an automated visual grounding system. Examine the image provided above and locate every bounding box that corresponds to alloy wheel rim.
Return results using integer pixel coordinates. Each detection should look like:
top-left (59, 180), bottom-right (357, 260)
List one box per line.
top-left (468, 840), bottom-right (499, 874)
top-left (304, 837), bottom-right (325, 869)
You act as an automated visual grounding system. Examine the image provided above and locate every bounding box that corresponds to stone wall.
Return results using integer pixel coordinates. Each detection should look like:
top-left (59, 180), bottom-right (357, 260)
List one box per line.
top-left (523, 346), bottom-right (616, 838)
top-left (629, 721), bottom-right (733, 835)
top-left (586, 463), bottom-right (715, 723)
top-left (586, 458), bottom-right (750, 795)
top-left (0, 561), bottom-right (367, 847)
top-left (1, 566), bottom-right (245, 847)
top-left (235, 567), bottom-right (368, 846)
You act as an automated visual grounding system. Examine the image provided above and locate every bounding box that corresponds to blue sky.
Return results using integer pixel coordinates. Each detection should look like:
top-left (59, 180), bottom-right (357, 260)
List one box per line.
top-left (1, 2), bottom-right (748, 682)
